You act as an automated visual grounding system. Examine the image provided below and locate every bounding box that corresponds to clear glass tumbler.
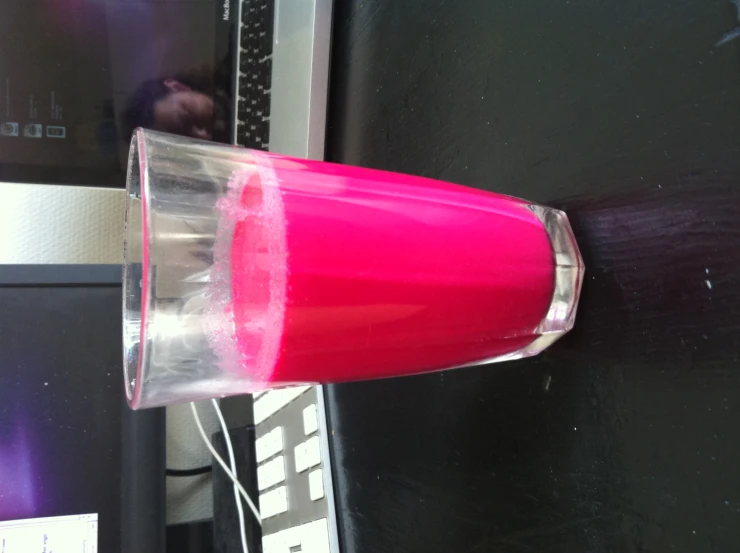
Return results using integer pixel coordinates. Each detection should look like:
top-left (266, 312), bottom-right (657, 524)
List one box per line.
top-left (123, 129), bottom-right (584, 409)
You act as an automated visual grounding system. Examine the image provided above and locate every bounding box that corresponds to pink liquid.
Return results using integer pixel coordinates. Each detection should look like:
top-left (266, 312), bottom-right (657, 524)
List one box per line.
top-left (224, 155), bottom-right (555, 385)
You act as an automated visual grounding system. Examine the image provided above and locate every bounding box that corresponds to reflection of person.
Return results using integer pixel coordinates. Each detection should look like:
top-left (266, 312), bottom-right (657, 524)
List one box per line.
top-left (122, 67), bottom-right (230, 142)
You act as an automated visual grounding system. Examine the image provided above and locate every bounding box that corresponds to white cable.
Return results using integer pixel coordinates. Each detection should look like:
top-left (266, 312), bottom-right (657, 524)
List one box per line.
top-left (189, 402), bottom-right (262, 525)
top-left (211, 399), bottom-right (248, 553)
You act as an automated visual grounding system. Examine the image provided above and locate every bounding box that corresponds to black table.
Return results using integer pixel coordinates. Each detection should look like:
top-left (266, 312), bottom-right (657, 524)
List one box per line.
top-left (324, 1), bottom-right (740, 551)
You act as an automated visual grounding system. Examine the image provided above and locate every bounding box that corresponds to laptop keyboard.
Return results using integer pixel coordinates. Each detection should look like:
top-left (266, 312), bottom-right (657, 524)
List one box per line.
top-left (236, 0), bottom-right (274, 150)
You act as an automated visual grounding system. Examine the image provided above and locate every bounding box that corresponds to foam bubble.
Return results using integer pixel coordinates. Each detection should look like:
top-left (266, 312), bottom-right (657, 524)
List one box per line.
top-left (205, 153), bottom-right (287, 385)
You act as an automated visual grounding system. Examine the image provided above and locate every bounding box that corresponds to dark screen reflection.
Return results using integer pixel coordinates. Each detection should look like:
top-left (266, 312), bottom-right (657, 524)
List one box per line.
top-left (0, 0), bottom-right (234, 185)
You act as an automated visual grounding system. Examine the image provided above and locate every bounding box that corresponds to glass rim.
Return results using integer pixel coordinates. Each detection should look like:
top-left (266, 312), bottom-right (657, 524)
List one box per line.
top-left (122, 128), bottom-right (150, 409)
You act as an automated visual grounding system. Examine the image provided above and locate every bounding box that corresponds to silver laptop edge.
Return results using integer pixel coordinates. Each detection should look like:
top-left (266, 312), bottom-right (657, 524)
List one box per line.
top-left (316, 383), bottom-right (341, 553)
top-left (269, 0), bottom-right (333, 160)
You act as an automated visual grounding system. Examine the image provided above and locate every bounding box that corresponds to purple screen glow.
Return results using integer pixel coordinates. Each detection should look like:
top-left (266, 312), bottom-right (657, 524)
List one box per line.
top-left (0, 285), bottom-right (127, 553)
top-left (0, 421), bottom-right (36, 520)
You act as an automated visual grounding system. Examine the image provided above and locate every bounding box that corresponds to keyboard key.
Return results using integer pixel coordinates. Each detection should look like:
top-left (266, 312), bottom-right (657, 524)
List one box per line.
top-left (303, 404), bottom-right (318, 435)
top-left (294, 435), bottom-right (321, 473)
top-left (253, 386), bottom-right (310, 424)
top-left (305, 435), bottom-right (321, 468)
top-left (262, 2), bottom-right (275, 44)
top-left (255, 426), bottom-right (283, 462)
top-left (237, 98), bottom-right (250, 119)
top-left (238, 77), bottom-right (251, 98)
top-left (294, 443), bottom-right (307, 473)
top-left (263, 519), bottom-right (330, 553)
top-left (240, 53), bottom-right (253, 74)
top-left (257, 455), bottom-right (286, 491)
top-left (299, 519), bottom-right (330, 553)
top-left (259, 486), bottom-right (288, 519)
top-left (241, 2), bottom-right (253, 25)
top-left (255, 62), bottom-right (271, 91)
top-left (255, 117), bottom-right (270, 146)
top-left (263, 527), bottom-right (301, 553)
top-left (308, 468), bottom-right (325, 501)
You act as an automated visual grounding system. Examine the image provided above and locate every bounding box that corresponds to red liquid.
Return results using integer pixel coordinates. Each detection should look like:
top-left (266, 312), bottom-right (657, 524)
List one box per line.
top-left (225, 155), bottom-right (555, 385)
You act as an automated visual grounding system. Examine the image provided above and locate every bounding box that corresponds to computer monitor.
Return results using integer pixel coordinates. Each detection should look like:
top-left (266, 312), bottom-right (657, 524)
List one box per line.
top-left (0, 265), bottom-right (165, 553)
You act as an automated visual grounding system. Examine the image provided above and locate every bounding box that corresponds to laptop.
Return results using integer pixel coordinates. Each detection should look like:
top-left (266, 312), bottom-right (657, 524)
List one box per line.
top-left (0, 0), bottom-right (338, 549)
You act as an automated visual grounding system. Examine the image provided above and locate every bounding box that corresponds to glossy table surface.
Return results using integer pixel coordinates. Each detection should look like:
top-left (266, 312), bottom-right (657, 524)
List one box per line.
top-left (323, 1), bottom-right (740, 551)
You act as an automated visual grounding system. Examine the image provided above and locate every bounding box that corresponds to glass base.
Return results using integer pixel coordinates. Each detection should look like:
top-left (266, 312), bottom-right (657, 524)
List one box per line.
top-left (459, 205), bottom-right (584, 367)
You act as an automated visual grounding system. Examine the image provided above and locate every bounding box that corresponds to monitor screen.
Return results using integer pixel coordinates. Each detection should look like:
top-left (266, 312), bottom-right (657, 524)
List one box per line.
top-left (0, 0), bottom-right (236, 187)
top-left (0, 514), bottom-right (98, 553)
top-left (0, 267), bottom-right (164, 553)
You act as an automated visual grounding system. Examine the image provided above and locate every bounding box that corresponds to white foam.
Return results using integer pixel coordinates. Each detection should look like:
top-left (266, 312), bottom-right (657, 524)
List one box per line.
top-left (205, 153), bottom-right (287, 385)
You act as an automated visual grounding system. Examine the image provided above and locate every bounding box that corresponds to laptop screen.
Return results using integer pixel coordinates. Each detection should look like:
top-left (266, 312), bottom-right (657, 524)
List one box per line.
top-left (0, 0), bottom-right (236, 187)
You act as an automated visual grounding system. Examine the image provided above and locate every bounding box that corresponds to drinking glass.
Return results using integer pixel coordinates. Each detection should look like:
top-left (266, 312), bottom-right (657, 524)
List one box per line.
top-left (123, 129), bottom-right (584, 409)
